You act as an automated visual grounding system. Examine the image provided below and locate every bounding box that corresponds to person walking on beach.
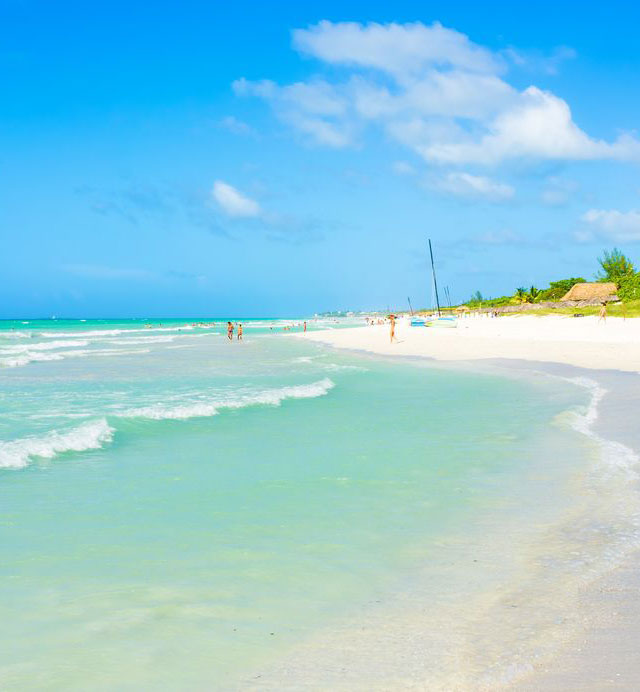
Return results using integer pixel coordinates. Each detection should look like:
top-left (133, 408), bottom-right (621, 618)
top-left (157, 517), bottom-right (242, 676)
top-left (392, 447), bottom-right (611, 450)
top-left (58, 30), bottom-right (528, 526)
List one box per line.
top-left (227, 321), bottom-right (234, 340)
top-left (237, 323), bottom-right (243, 341)
top-left (599, 302), bottom-right (607, 323)
top-left (303, 321), bottom-right (307, 333)
top-left (389, 314), bottom-right (398, 343)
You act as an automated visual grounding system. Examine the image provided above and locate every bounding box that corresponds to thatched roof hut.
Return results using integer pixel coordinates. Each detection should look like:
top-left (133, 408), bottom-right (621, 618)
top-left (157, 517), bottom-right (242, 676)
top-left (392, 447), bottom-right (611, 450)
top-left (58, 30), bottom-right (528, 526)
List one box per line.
top-left (560, 282), bottom-right (617, 302)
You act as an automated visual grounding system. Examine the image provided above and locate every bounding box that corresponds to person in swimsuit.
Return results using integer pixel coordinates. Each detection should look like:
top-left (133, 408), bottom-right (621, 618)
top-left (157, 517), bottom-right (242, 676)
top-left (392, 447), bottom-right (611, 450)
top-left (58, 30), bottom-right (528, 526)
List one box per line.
top-left (598, 302), bottom-right (607, 323)
top-left (237, 323), bottom-right (243, 341)
top-left (389, 314), bottom-right (397, 343)
top-left (227, 321), bottom-right (234, 340)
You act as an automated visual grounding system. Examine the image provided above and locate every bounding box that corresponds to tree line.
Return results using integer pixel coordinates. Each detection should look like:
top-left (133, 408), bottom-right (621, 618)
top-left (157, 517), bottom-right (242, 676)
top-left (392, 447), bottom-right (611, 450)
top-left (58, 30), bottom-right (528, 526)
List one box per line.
top-left (467, 249), bottom-right (640, 307)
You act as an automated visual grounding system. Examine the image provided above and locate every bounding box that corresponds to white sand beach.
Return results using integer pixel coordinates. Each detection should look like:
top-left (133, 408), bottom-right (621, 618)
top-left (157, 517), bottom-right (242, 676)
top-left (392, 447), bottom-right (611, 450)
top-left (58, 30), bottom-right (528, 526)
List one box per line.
top-left (294, 315), bottom-right (640, 690)
top-left (299, 314), bottom-right (640, 373)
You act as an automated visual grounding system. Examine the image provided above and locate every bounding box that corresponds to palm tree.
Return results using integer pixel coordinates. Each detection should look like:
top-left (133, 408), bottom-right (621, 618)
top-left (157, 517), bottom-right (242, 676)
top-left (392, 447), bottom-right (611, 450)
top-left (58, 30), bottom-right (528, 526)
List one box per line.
top-left (528, 286), bottom-right (541, 303)
top-left (515, 287), bottom-right (527, 304)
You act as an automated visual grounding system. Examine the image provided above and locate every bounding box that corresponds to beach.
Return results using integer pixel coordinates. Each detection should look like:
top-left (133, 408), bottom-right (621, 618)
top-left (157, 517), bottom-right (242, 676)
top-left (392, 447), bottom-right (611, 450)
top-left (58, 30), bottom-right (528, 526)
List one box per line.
top-left (1, 316), bottom-right (639, 689)
top-left (294, 315), bottom-right (640, 689)
top-left (297, 314), bottom-right (640, 373)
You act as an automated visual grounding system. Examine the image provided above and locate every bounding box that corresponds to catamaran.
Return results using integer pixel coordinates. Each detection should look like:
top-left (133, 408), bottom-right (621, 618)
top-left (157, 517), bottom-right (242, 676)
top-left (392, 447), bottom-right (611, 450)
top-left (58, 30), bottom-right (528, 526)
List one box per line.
top-left (411, 239), bottom-right (457, 328)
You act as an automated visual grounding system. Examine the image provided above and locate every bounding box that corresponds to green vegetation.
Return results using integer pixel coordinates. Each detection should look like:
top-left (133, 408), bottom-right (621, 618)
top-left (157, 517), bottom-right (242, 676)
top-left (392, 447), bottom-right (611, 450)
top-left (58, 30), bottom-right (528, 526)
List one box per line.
top-left (463, 249), bottom-right (639, 312)
top-left (597, 248), bottom-right (635, 282)
top-left (618, 273), bottom-right (640, 301)
top-left (538, 277), bottom-right (586, 301)
top-left (511, 300), bottom-right (640, 318)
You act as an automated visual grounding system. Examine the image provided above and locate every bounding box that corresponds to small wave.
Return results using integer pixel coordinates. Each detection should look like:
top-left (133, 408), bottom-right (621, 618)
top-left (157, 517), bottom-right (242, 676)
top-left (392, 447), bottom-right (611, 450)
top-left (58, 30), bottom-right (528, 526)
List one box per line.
top-left (38, 326), bottom-right (196, 338)
top-left (564, 377), bottom-right (639, 476)
top-left (323, 363), bottom-right (368, 372)
top-left (0, 347), bottom-right (150, 368)
top-left (119, 378), bottom-right (335, 421)
top-left (108, 336), bottom-right (177, 345)
top-left (0, 339), bottom-right (90, 354)
top-left (0, 419), bottom-right (114, 469)
top-left (292, 356), bottom-right (317, 364)
top-left (0, 331), bottom-right (32, 339)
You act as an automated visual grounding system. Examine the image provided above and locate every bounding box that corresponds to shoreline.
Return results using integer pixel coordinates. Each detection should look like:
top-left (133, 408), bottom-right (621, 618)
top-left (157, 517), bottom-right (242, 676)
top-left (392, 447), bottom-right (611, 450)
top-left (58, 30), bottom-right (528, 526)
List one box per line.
top-left (289, 321), bottom-right (640, 689)
top-left (296, 315), bottom-right (640, 374)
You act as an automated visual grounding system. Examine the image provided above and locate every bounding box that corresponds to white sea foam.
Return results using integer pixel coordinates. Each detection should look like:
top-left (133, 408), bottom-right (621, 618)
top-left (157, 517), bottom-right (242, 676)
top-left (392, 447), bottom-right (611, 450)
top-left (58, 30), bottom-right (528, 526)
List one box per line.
top-left (109, 336), bottom-right (177, 345)
top-left (0, 347), bottom-right (150, 368)
top-left (0, 339), bottom-right (90, 354)
top-left (564, 376), bottom-right (639, 476)
top-left (323, 363), bottom-right (368, 372)
top-left (119, 378), bottom-right (336, 421)
top-left (39, 326), bottom-right (197, 338)
top-left (0, 419), bottom-right (114, 469)
top-left (0, 331), bottom-right (31, 339)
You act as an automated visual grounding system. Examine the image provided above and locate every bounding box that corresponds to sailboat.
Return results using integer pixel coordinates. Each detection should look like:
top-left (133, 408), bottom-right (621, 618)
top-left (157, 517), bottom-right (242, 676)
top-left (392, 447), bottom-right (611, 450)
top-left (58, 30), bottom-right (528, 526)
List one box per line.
top-left (424, 240), bottom-right (457, 328)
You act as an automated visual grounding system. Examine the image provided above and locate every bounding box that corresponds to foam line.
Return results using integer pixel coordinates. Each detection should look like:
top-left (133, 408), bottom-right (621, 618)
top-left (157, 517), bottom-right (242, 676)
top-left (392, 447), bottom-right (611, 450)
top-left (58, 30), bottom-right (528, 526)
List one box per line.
top-left (0, 419), bottom-right (114, 469)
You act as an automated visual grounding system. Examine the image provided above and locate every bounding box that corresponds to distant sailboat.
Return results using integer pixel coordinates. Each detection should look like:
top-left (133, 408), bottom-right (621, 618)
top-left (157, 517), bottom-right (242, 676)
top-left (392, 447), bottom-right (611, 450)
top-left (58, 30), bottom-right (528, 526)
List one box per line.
top-left (424, 240), bottom-right (457, 328)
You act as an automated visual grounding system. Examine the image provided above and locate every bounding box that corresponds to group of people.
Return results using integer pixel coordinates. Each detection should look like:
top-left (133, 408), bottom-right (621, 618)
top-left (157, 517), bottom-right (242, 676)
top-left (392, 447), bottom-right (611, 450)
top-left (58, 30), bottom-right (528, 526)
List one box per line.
top-left (226, 321), bottom-right (308, 340)
top-left (227, 322), bottom-right (243, 341)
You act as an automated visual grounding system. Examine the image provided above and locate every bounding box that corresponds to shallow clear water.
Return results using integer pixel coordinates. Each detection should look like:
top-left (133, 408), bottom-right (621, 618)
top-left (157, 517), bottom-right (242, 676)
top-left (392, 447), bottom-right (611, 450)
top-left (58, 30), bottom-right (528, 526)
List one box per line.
top-left (0, 319), bottom-right (602, 688)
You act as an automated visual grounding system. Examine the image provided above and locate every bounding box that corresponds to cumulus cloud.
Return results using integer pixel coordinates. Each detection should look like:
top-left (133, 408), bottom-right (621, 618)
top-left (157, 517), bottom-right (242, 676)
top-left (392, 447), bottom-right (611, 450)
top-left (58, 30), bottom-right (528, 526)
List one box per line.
top-left (429, 172), bottom-right (515, 201)
top-left (234, 20), bottom-right (640, 165)
top-left (233, 77), bottom-right (352, 148)
top-left (419, 87), bottom-right (640, 164)
top-left (212, 180), bottom-right (261, 218)
top-left (292, 20), bottom-right (503, 77)
top-left (580, 209), bottom-right (640, 242)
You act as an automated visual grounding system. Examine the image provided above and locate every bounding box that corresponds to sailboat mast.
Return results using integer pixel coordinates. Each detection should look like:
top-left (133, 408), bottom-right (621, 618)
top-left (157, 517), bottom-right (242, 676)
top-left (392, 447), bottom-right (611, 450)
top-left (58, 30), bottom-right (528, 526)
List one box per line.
top-left (428, 239), bottom-right (441, 316)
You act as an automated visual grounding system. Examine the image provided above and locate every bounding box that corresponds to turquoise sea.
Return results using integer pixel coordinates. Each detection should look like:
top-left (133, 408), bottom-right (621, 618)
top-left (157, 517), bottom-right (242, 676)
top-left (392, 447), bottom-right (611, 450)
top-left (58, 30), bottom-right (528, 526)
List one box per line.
top-left (1, 318), bottom-right (637, 688)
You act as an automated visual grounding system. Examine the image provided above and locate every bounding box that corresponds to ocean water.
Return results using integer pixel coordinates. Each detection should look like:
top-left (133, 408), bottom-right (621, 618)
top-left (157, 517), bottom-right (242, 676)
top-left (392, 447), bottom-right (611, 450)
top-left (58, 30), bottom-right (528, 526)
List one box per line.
top-left (1, 319), bottom-right (637, 689)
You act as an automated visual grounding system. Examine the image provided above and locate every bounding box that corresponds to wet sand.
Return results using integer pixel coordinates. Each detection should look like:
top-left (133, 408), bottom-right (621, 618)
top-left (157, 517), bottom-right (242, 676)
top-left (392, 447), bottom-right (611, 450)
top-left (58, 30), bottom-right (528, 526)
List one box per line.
top-left (290, 323), bottom-right (640, 690)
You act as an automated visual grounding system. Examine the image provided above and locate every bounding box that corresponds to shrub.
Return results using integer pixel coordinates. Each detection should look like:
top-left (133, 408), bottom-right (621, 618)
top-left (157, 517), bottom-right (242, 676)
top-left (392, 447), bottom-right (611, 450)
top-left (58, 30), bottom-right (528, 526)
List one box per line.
top-left (538, 277), bottom-right (586, 301)
top-left (617, 273), bottom-right (640, 301)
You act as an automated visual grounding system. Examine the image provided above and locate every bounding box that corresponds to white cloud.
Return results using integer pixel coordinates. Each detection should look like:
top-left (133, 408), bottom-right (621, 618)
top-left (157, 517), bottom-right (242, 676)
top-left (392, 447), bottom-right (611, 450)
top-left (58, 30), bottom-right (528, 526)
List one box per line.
top-left (218, 116), bottom-right (256, 136)
top-left (420, 87), bottom-right (640, 164)
top-left (234, 20), bottom-right (640, 165)
top-left (233, 78), bottom-right (352, 148)
top-left (504, 45), bottom-right (576, 75)
top-left (292, 20), bottom-right (502, 77)
top-left (212, 180), bottom-right (261, 218)
top-left (581, 209), bottom-right (640, 242)
top-left (430, 172), bottom-right (515, 201)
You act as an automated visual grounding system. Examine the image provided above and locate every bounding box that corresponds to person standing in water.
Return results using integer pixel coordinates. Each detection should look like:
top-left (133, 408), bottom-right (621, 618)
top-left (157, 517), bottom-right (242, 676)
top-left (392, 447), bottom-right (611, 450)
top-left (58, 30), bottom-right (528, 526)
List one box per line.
top-left (227, 321), bottom-right (234, 340)
top-left (303, 321), bottom-right (307, 333)
top-left (389, 314), bottom-right (397, 343)
top-left (237, 323), bottom-right (243, 341)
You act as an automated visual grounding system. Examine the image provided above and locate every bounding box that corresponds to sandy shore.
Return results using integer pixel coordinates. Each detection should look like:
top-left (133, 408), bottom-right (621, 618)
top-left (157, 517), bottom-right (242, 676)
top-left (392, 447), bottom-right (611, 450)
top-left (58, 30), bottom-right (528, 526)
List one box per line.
top-left (299, 314), bottom-right (640, 373)
top-left (292, 316), bottom-right (640, 690)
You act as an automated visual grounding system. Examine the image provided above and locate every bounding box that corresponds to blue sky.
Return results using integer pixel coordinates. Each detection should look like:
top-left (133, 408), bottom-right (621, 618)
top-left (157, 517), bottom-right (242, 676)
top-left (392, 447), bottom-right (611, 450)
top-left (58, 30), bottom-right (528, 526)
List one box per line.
top-left (2, 0), bottom-right (640, 317)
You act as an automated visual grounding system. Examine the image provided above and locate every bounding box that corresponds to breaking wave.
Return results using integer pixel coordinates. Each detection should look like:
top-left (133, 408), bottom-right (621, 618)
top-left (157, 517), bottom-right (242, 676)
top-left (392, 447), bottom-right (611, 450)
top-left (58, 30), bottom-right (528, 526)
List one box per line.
top-left (0, 419), bottom-right (114, 469)
top-left (563, 377), bottom-right (639, 476)
top-left (118, 378), bottom-right (335, 421)
top-left (0, 379), bottom-right (336, 469)
top-left (0, 348), bottom-right (150, 368)
top-left (0, 339), bottom-right (90, 354)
